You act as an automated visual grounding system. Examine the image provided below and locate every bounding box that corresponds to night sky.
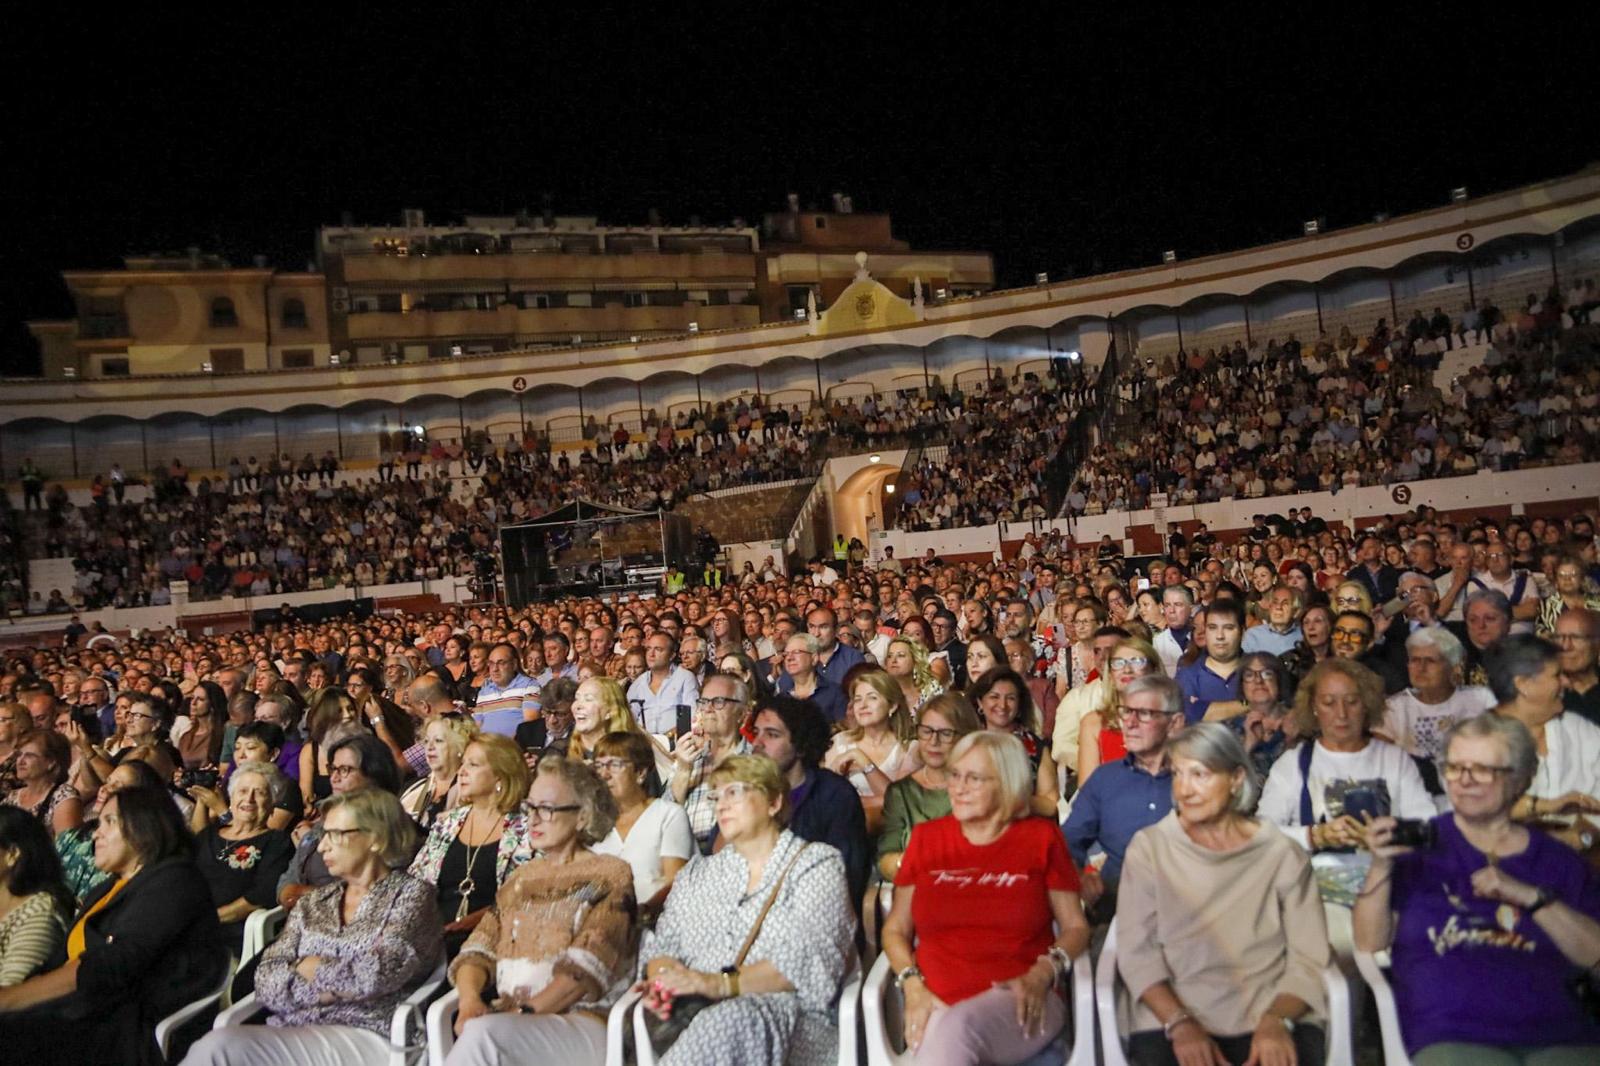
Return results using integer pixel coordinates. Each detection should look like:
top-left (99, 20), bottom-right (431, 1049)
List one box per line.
top-left (3, 6), bottom-right (1592, 376)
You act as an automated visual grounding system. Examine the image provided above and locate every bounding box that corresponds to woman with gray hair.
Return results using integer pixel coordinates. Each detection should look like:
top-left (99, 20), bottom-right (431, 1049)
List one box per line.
top-left (190, 760), bottom-right (295, 952)
top-left (184, 788), bottom-right (442, 1066)
top-left (1486, 634), bottom-right (1600, 846)
top-left (1380, 626), bottom-right (1495, 774)
top-left (1118, 722), bottom-right (1332, 1066)
top-left (882, 730), bottom-right (1089, 1062)
top-left (1356, 714), bottom-right (1600, 1063)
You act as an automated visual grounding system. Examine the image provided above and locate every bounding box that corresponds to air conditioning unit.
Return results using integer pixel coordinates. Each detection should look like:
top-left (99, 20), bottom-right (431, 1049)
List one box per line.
top-left (62, 366), bottom-right (77, 379)
top-left (688, 322), bottom-right (700, 333)
top-left (331, 298), bottom-right (350, 313)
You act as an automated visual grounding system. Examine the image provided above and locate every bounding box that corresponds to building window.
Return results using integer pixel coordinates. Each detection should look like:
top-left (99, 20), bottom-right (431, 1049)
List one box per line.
top-left (624, 292), bottom-right (646, 308)
top-left (814, 217), bottom-right (826, 229)
top-left (209, 348), bottom-right (245, 373)
top-left (281, 298), bottom-right (308, 329)
top-left (100, 357), bottom-right (130, 377)
top-left (210, 297), bottom-right (239, 328)
top-left (281, 349), bottom-right (314, 369)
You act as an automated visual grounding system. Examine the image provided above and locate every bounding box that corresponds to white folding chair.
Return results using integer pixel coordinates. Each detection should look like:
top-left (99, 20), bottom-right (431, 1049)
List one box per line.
top-left (215, 959), bottom-right (447, 1066)
top-left (1096, 919), bottom-right (1353, 1066)
top-left (1354, 949), bottom-right (1411, 1066)
top-left (631, 970), bottom-right (862, 1066)
top-left (863, 949), bottom-right (1093, 1066)
top-left (154, 951), bottom-right (235, 1062)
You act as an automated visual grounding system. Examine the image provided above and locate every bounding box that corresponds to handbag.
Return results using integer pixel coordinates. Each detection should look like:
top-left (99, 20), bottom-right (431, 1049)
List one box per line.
top-left (639, 842), bottom-right (813, 1051)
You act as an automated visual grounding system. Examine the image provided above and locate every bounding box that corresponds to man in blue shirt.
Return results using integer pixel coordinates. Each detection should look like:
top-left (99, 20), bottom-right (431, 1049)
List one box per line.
top-left (775, 634), bottom-right (848, 722)
top-left (806, 606), bottom-right (864, 687)
top-left (1241, 585), bottom-right (1303, 656)
top-left (1176, 599), bottom-right (1246, 724)
top-left (1063, 675), bottom-right (1183, 922)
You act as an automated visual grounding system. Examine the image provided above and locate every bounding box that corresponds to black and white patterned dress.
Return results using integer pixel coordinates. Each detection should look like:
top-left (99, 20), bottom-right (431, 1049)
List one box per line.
top-left (642, 830), bottom-right (856, 1066)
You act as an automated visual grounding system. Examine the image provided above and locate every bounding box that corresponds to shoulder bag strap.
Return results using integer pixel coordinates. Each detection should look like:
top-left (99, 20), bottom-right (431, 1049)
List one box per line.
top-left (1298, 739), bottom-right (1317, 828)
top-left (733, 842), bottom-right (812, 967)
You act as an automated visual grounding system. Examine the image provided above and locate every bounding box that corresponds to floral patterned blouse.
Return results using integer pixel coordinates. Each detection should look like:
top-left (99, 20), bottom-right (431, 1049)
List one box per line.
top-left (408, 803), bottom-right (535, 892)
top-left (255, 870), bottom-right (444, 1034)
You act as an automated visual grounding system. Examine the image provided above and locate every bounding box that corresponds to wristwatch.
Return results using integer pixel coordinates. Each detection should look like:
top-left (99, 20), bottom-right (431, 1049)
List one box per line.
top-left (1528, 887), bottom-right (1555, 913)
top-left (895, 964), bottom-right (923, 988)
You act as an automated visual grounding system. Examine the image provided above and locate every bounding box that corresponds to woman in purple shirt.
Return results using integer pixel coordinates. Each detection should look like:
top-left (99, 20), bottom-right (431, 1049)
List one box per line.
top-left (1355, 714), bottom-right (1600, 1065)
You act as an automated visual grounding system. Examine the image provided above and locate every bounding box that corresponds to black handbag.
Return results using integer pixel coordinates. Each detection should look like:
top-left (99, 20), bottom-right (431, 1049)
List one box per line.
top-left (639, 843), bottom-right (812, 1051)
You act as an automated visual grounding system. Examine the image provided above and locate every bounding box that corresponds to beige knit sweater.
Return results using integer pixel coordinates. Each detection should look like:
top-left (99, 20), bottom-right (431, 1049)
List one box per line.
top-left (1116, 811), bottom-right (1329, 1037)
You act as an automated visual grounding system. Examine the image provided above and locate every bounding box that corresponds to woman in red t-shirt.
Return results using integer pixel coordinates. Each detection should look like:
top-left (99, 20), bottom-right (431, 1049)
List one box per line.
top-left (882, 731), bottom-right (1089, 1064)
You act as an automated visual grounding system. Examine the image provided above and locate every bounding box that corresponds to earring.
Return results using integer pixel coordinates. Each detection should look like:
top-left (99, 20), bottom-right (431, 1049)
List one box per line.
top-left (495, 783), bottom-right (502, 793)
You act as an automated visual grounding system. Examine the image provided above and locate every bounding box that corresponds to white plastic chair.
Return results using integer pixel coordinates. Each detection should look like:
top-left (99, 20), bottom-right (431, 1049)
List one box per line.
top-left (426, 984), bottom-right (643, 1066)
top-left (153, 952), bottom-right (235, 1062)
top-left (1354, 949), bottom-right (1411, 1066)
top-left (631, 970), bottom-right (862, 1066)
top-left (240, 905), bottom-right (287, 964)
top-left (214, 959), bottom-right (446, 1066)
top-left (862, 948), bottom-right (1094, 1066)
top-left (1095, 919), bottom-right (1353, 1066)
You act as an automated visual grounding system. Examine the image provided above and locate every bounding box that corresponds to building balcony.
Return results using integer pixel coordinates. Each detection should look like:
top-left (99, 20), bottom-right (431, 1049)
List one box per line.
top-left (339, 251), bottom-right (758, 285)
top-left (343, 303), bottom-right (760, 342)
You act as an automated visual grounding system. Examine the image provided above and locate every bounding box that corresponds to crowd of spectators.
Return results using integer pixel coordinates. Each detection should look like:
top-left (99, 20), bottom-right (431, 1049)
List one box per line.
top-left (2, 370), bottom-right (1093, 615)
top-left (1065, 302), bottom-right (1598, 515)
top-left (1, 492), bottom-right (1597, 1063)
top-left (891, 362), bottom-right (1096, 531)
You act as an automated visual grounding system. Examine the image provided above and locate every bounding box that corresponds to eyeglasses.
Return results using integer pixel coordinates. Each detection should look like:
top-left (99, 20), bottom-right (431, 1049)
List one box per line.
top-left (321, 826), bottom-right (367, 844)
top-left (328, 764), bottom-right (363, 778)
top-left (707, 782), bottom-right (761, 805)
top-left (1331, 627), bottom-right (1370, 641)
top-left (695, 696), bottom-right (744, 712)
top-left (126, 710), bottom-right (159, 722)
top-left (1108, 656), bottom-right (1149, 671)
top-left (1124, 707), bottom-right (1180, 723)
top-left (591, 758), bottom-right (634, 773)
top-left (1550, 632), bottom-right (1592, 645)
top-left (528, 803), bottom-right (581, 822)
top-left (916, 725), bottom-right (958, 743)
top-left (1241, 669), bottom-right (1277, 682)
top-left (1334, 596), bottom-right (1363, 607)
top-left (1441, 762), bottom-right (1514, 783)
top-left (948, 770), bottom-right (996, 788)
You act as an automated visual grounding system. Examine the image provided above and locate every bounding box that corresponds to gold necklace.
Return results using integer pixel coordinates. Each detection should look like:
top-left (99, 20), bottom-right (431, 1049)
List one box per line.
top-left (455, 806), bottom-right (494, 921)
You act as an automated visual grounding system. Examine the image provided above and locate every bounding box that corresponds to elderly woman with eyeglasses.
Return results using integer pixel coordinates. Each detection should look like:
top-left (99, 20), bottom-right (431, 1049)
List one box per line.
top-left (446, 757), bottom-right (636, 1065)
top-left (638, 753), bottom-right (855, 1066)
top-left (1356, 714), bottom-right (1600, 1065)
top-left (876, 692), bottom-right (983, 880)
top-left (883, 731), bottom-right (1090, 1063)
top-left (184, 788), bottom-right (443, 1066)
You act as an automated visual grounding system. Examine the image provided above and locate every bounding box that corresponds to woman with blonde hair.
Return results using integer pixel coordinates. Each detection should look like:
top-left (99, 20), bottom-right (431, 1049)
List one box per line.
top-left (883, 731), bottom-right (1090, 1060)
top-left (883, 637), bottom-right (942, 714)
top-left (400, 714), bottom-right (479, 829)
top-left (1069, 635), bottom-right (1163, 787)
top-left (409, 733), bottom-right (535, 954)
top-left (824, 670), bottom-right (920, 830)
top-left (563, 677), bottom-right (648, 763)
